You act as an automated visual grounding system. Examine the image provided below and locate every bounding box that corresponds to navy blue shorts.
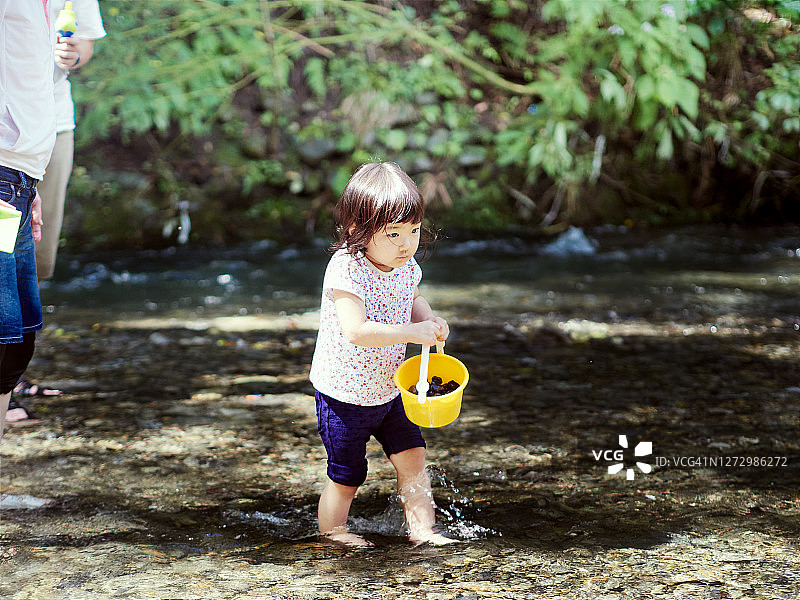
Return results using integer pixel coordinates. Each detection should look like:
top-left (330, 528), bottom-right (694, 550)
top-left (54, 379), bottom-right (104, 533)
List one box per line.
top-left (315, 390), bottom-right (426, 487)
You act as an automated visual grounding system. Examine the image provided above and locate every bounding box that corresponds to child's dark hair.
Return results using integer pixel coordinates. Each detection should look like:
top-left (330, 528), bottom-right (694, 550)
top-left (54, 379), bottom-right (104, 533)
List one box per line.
top-left (332, 162), bottom-right (435, 258)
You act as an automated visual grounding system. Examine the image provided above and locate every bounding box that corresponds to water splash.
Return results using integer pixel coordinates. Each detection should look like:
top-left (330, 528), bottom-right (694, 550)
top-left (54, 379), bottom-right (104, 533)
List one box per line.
top-left (350, 501), bottom-right (406, 538)
top-left (231, 505), bottom-right (319, 540)
top-left (332, 465), bottom-right (499, 542)
top-left (427, 465), bottom-right (500, 540)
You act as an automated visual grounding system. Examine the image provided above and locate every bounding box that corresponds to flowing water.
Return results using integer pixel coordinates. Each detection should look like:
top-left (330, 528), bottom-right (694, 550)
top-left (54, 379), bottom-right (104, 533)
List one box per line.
top-left (39, 225), bottom-right (800, 326)
top-left (2, 225), bottom-right (799, 599)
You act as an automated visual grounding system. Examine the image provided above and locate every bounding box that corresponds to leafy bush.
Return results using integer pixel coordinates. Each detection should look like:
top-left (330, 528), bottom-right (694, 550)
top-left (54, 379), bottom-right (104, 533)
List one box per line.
top-left (67, 0), bottom-right (799, 249)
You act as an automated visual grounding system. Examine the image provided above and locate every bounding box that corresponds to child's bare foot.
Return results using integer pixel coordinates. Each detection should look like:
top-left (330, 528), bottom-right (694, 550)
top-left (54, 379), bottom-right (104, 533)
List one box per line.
top-left (410, 531), bottom-right (458, 546)
top-left (323, 527), bottom-right (374, 549)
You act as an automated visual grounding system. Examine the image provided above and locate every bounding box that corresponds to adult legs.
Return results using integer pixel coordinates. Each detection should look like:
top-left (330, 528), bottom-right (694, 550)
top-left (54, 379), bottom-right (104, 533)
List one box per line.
top-left (12, 133), bottom-right (72, 397)
top-left (0, 334), bottom-right (36, 439)
top-left (0, 391), bottom-right (9, 440)
top-left (35, 130), bottom-right (74, 281)
top-left (1, 167), bottom-right (43, 428)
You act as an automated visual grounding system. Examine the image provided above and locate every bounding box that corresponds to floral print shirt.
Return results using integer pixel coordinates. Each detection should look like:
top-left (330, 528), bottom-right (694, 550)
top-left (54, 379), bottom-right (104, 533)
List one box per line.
top-left (310, 248), bottom-right (422, 406)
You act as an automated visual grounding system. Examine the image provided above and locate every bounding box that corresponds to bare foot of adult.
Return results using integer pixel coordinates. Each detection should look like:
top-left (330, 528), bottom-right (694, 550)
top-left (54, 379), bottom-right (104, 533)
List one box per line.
top-left (13, 379), bottom-right (62, 397)
top-left (5, 400), bottom-right (30, 422)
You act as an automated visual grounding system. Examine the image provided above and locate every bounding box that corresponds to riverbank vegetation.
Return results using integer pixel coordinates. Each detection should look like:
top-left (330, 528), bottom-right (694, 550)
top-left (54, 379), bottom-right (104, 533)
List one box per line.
top-left (66, 0), bottom-right (799, 249)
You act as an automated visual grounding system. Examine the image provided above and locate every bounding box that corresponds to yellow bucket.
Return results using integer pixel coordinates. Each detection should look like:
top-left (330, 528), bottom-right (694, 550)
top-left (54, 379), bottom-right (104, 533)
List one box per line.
top-left (394, 352), bottom-right (469, 428)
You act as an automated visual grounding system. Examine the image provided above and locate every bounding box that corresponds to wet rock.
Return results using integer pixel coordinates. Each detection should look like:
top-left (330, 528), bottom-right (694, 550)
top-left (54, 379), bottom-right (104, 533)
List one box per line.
top-left (298, 138), bottom-right (336, 164)
top-left (148, 332), bottom-right (171, 345)
top-left (541, 226), bottom-right (598, 256)
top-left (0, 494), bottom-right (54, 510)
top-left (428, 128), bottom-right (449, 149)
top-left (407, 155), bottom-right (433, 174)
top-left (457, 147), bottom-right (486, 167)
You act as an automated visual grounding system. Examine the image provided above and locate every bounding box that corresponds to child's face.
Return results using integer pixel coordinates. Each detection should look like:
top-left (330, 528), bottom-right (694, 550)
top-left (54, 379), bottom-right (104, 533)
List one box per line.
top-left (364, 221), bottom-right (421, 272)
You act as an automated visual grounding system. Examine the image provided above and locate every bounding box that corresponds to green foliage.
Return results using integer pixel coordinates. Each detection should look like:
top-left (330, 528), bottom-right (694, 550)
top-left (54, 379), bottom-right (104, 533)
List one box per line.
top-left (691, 1), bottom-right (800, 213)
top-left (528, 1), bottom-right (708, 162)
top-left (753, 62), bottom-right (800, 144)
top-left (66, 0), bottom-right (800, 250)
top-left (242, 160), bottom-right (287, 195)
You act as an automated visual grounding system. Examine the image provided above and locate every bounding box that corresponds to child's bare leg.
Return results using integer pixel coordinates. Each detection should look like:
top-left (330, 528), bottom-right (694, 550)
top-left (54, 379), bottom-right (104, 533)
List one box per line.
top-left (318, 478), bottom-right (373, 548)
top-left (390, 447), bottom-right (455, 545)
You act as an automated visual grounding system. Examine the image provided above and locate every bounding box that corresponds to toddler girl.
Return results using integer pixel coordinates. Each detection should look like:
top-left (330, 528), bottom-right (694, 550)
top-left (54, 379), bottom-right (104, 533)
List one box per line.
top-left (309, 162), bottom-right (454, 547)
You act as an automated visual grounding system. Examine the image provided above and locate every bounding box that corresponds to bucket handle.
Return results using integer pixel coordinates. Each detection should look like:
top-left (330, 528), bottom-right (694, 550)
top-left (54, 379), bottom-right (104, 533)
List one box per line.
top-left (416, 344), bottom-right (430, 404)
top-left (416, 342), bottom-right (445, 404)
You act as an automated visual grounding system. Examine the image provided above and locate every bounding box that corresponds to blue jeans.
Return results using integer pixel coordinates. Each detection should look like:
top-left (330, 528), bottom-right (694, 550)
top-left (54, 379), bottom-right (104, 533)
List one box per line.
top-left (0, 165), bottom-right (42, 344)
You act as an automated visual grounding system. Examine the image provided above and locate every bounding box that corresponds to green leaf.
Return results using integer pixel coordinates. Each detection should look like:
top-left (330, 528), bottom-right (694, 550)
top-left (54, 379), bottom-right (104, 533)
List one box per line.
top-left (686, 23), bottom-right (710, 50)
top-left (332, 166), bottom-right (353, 197)
top-left (337, 132), bottom-right (358, 152)
top-left (677, 115), bottom-right (700, 142)
top-left (683, 46), bottom-right (708, 81)
top-left (151, 97), bottom-right (171, 131)
top-left (528, 141), bottom-right (546, 169)
top-left (598, 70), bottom-right (627, 110)
top-left (421, 105), bottom-right (441, 124)
top-left (571, 89), bottom-right (590, 118)
top-left (656, 127), bottom-right (674, 160)
top-left (656, 73), bottom-right (678, 108)
top-left (770, 92), bottom-right (795, 112)
top-left (553, 121), bottom-right (568, 148)
top-left (384, 129), bottom-right (408, 151)
top-left (634, 99), bottom-right (658, 131)
top-left (703, 121), bottom-right (727, 143)
top-left (675, 80), bottom-right (699, 120)
top-left (495, 129), bottom-right (532, 167)
top-left (304, 57), bottom-right (327, 99)
top-left (636, 74), bottom-right (655, 101)
top-left (783, 117), bottom-right (800, 132)
top-left (751, 112), bottom-right (770, 130)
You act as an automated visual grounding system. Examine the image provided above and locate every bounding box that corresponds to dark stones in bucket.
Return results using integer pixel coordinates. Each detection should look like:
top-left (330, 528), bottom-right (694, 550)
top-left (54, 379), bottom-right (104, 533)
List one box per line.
top-left (408, 376), bottom-right (460, 397)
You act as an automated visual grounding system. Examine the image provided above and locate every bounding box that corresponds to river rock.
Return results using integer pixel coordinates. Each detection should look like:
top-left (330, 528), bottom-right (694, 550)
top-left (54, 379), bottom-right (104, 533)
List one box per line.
top-left (458, 146), bottom-right (487, 167)
top-left (298, 138), bottom-right (336, 164)
top-left (541, 226), bottom-right (598, 256)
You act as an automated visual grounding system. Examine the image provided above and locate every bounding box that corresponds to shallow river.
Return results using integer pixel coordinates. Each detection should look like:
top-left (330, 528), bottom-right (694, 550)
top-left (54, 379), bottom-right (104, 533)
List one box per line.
top-left (1, 225), bottom-right (799, 599)
top-left (38, 224), bottom-right (800, 325)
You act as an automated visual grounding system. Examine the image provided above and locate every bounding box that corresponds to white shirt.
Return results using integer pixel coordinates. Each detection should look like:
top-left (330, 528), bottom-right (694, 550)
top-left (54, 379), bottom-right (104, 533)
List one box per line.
top-left (310, 249), bottom-right (422, 406)
top-left (51, 0), bottom-right (105, 132)
top-left (0, 0), bottom-right (56, 179)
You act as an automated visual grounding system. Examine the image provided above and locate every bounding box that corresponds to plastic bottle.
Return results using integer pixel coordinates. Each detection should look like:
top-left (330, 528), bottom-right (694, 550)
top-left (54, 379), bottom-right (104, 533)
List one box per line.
top-left (55, 1), bottom-right (77, 38)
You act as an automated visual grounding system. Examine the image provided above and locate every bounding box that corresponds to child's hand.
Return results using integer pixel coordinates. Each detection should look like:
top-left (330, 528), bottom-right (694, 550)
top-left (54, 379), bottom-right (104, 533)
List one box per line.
top-left (431, 316), bottom-right (449, 342)
top-left (408, 319), bottom-right (448, 346)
